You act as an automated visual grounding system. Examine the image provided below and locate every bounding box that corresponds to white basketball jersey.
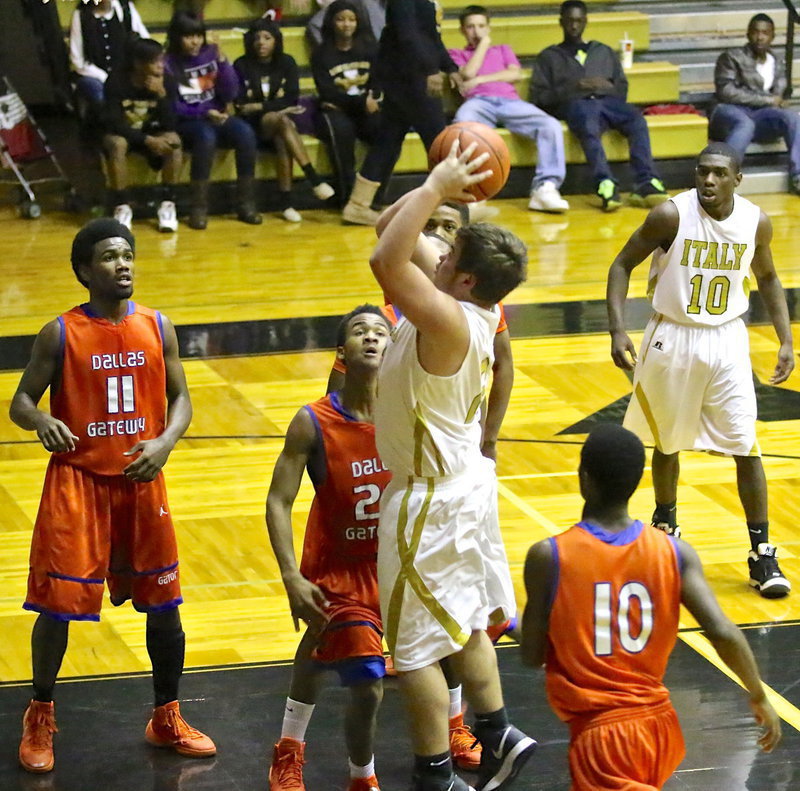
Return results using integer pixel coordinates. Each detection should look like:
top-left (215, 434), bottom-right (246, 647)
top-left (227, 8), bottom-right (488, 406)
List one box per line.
top-left (648, 189), bottom-right (760, 326)
top-left (375, 302), bottom-right (498, 477)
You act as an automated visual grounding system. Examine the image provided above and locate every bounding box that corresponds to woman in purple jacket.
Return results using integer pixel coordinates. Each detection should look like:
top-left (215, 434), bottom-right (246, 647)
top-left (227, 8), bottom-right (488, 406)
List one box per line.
top-left (165, 11), bottom-right (262, 229)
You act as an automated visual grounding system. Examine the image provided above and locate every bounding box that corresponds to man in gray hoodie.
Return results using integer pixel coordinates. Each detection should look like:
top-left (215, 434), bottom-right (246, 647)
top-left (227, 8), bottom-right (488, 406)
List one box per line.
top-left (710, 13), bottom-right (800, 194)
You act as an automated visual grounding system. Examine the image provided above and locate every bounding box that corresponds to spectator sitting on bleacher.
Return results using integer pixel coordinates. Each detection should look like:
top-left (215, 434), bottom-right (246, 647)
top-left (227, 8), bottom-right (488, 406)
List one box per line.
top-left (531, 0), bottom-right (668, 212)
top-left (710, 13), bottom-right (800, 196)
top-left (103, 38), bottom-right (181, 234)
top-left (69, 0), bottom-right (149, 113)
top-left (165, 10), bottom-right (262, 230)
top-left (449, 5), bottom-right (568, 214)
top-left (307, 0), bottom-right (385, 49)
top-left (234, 18), bottom-right (335, 223)
top-left (311, 0), bottom-right (381, 203)
top-left (341, 0), bottom-right (459, 225)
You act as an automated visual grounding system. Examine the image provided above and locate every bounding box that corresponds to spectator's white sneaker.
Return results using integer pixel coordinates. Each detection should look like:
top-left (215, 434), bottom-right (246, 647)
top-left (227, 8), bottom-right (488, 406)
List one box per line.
top-left (113, 203), bottom-right (133, 229)
top-left (282, 207), bottom-right (302, 223)
top-left (312, 182), bottom-right (335, 201)
top-left (528, 182), bottom-right (569, 213)
top-left (157, 200), bottom-right (178, 232)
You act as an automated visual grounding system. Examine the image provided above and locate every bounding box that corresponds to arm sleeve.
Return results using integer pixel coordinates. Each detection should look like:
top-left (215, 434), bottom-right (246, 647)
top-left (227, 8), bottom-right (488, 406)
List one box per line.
top-left (69, 11), bottom-right (108, 82)
top-left (715, 51), bottom-right (774, 107)
top-left (389, 0), bottom-right (440, 75)
top-left (530, 51), bottom-right (559, 109)
top-left (127, 2), bottom-right (150, 38)
top-left (215, 57), bottom-right (241, 104)
top-left (263, 57), bottom-right (299, 112)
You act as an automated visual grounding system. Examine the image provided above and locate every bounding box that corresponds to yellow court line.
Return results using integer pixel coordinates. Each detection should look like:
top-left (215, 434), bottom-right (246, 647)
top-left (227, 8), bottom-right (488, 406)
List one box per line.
top-left (679, 630), bottom-right (800, 733)
top-left (497, 480), bottom-right (562, 536)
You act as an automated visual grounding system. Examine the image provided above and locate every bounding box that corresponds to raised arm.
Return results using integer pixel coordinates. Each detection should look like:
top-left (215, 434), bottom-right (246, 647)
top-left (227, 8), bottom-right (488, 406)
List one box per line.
top-left (520, 538), bottom-right (556, 667)
top-left (123, 315), bottom-right (192, 482)
top-left (9, 320), bottom-right (77, 453)
top-left (266, 408), bottom-right (329, 631)
top-left (750, 211), bottom-right (794, 385)
top-left (607, 200), bottom-right (679, 370)
top-left (678, 539), bottom-right (782, 753)
top-left (369, 142), bottom-right (489, 374)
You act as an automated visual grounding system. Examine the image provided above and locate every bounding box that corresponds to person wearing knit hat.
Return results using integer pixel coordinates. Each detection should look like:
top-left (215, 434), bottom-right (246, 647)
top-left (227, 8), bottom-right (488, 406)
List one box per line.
top-left (9, 218), bottom-right (215, 774)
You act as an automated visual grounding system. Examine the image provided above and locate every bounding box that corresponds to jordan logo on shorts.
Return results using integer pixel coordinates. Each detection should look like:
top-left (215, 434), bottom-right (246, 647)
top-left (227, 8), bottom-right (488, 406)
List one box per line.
top-left (653, 341), bottom-right (664, 351)
top-left (159, 505), bottom-right (168, 516)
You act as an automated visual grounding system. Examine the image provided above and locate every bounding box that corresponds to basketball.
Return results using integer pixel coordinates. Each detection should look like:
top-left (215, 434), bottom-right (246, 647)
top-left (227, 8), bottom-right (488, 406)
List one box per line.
top-left (427, 122), bottom-right (511, 201)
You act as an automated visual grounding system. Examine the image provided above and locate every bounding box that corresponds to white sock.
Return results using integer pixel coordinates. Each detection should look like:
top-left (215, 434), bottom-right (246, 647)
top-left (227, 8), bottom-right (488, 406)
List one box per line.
top-left (448, 685), bottom-right (462, 720)
top-left (349, 756), bottom-right (375, 779)
top-left (280, 697), bottom-right (315, 741)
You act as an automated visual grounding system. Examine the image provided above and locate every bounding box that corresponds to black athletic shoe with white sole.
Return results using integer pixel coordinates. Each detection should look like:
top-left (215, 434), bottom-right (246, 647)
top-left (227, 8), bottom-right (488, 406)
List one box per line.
top-left (748, 543), bottom-right (791, 599)
top-left (475, 726), bottom-right (536, 791)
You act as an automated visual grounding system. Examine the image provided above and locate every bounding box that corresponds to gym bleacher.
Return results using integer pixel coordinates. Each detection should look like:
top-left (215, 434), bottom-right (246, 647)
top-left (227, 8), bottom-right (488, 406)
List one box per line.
top-left (53, 0), bottom-right (795, 198)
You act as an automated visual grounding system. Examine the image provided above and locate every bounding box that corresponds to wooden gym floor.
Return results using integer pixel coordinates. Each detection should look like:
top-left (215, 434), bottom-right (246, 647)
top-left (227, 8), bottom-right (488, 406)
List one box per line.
top-left (1, 190), bottom-right (800, 789)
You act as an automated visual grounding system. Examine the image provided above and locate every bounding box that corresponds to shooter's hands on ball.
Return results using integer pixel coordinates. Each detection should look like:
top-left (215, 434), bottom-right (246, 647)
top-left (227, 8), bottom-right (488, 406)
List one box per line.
top-left (427, 140), bottom-right (491, 203)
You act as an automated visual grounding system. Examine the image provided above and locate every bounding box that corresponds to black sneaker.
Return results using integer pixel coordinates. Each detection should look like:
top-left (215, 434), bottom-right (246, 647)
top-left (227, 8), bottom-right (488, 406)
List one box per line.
top-left (476, 726), bottom-right (536, 791)
top-left (596, 179), bottom-right (622, 212)
top-left (412, 771), bottom-right (474, 791)
top-left (748, 543), bottom-right (791, 599)
top-left (651, 507), bottom-right (680, 538)
top-left (629, 178), bottom-right (669, 208)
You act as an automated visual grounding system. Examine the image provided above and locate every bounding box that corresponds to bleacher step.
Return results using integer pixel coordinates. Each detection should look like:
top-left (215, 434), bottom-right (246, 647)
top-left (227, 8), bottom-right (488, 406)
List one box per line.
top-left (738, 167), bottom-right (789, 195)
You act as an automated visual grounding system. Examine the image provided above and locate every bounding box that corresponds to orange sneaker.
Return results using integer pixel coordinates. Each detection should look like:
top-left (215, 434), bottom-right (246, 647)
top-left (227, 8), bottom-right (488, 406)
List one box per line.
top-left (269, 737), bottom-right (306, 791)
top-left (145, 700), bottom-right (216, 757)
top-left (450, 713), bottom-right (481, 771)
top-left (19, 700), bottom-right (57, 773)
top-left (348, 775), bottom-right (380, 791)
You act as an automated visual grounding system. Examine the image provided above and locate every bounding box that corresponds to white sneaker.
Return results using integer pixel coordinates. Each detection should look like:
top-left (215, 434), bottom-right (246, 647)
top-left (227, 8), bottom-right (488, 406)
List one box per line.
top-left (312, 182), bottom-right (335, 201)
top-left (156, 200), bottom-right (178, 232)
top-left (528, 182), bottom-right (569, 213)
top-left (113, 203), bottom-right (133, 229)
top-left (282, 207), bottom-right (302, 223)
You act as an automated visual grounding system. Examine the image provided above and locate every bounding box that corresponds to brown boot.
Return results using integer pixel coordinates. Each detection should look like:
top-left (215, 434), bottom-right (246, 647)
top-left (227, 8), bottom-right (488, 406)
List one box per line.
top-left (188, 180), bottom-right (209, 230)
top-left (342, 174), bottom-right (380, 226)
top-left (19, 700), bottom-right (57, 773)
top-left (236, 176), bottom-right (262, 225)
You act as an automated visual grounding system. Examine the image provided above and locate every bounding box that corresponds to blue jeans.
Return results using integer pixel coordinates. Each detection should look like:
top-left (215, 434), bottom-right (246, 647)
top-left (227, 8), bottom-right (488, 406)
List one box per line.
top-left (74, 76), bottom-right (105, 105)
top-left (176, 115), bottom-right (258, 181)
top-left (455, 96), bottom-right (565, 191)
top-left (564, 96), bottom-right (659, 189)
top-left (710, 103), bottom-right (800, 176)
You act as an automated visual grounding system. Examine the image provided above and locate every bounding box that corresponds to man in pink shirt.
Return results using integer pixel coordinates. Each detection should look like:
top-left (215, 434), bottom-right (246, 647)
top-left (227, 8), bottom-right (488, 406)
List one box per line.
top-left (449, 5), bottom-right (569, 213)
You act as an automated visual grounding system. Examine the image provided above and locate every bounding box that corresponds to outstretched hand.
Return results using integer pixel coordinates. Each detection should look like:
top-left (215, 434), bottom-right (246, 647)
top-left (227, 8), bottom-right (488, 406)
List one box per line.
top-left (427, 140), bottom-right (491, 203)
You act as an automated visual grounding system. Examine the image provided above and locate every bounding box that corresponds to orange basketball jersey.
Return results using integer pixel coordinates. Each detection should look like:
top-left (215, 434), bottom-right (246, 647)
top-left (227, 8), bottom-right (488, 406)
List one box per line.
top-left (299, 393), bottom-right (392, 601)
top-left (546, 521), bottom-right (682, 722)
top-left (51, 302), bottom-right (167, 476)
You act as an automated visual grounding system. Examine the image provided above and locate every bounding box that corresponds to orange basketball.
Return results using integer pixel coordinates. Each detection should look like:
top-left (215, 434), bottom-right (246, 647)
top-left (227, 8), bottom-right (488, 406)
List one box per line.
top-left (427, 121), bottom-right (511, 201)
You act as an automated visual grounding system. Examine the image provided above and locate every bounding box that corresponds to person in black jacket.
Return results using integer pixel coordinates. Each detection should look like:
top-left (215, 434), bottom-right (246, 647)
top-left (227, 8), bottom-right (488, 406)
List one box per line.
top-left (532, 0), bottom-right (667, 212)
top-left (312, 0), bottom-right (381, 202)
top-left (235, 18), bottom-right (335, 222)
top-left (341, 0), bottom-right (459, 225)
top-left (103, 38), bottom-right (182, 232)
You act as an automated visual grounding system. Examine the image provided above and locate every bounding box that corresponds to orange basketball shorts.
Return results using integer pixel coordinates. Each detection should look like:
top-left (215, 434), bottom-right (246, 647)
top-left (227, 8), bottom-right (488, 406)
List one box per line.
top-left (568, 700), bottom-right (685, 791)
top-left (312, 596), bottom-right (385, 685)
top-left (24, 459), bottom-right (182, 621)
